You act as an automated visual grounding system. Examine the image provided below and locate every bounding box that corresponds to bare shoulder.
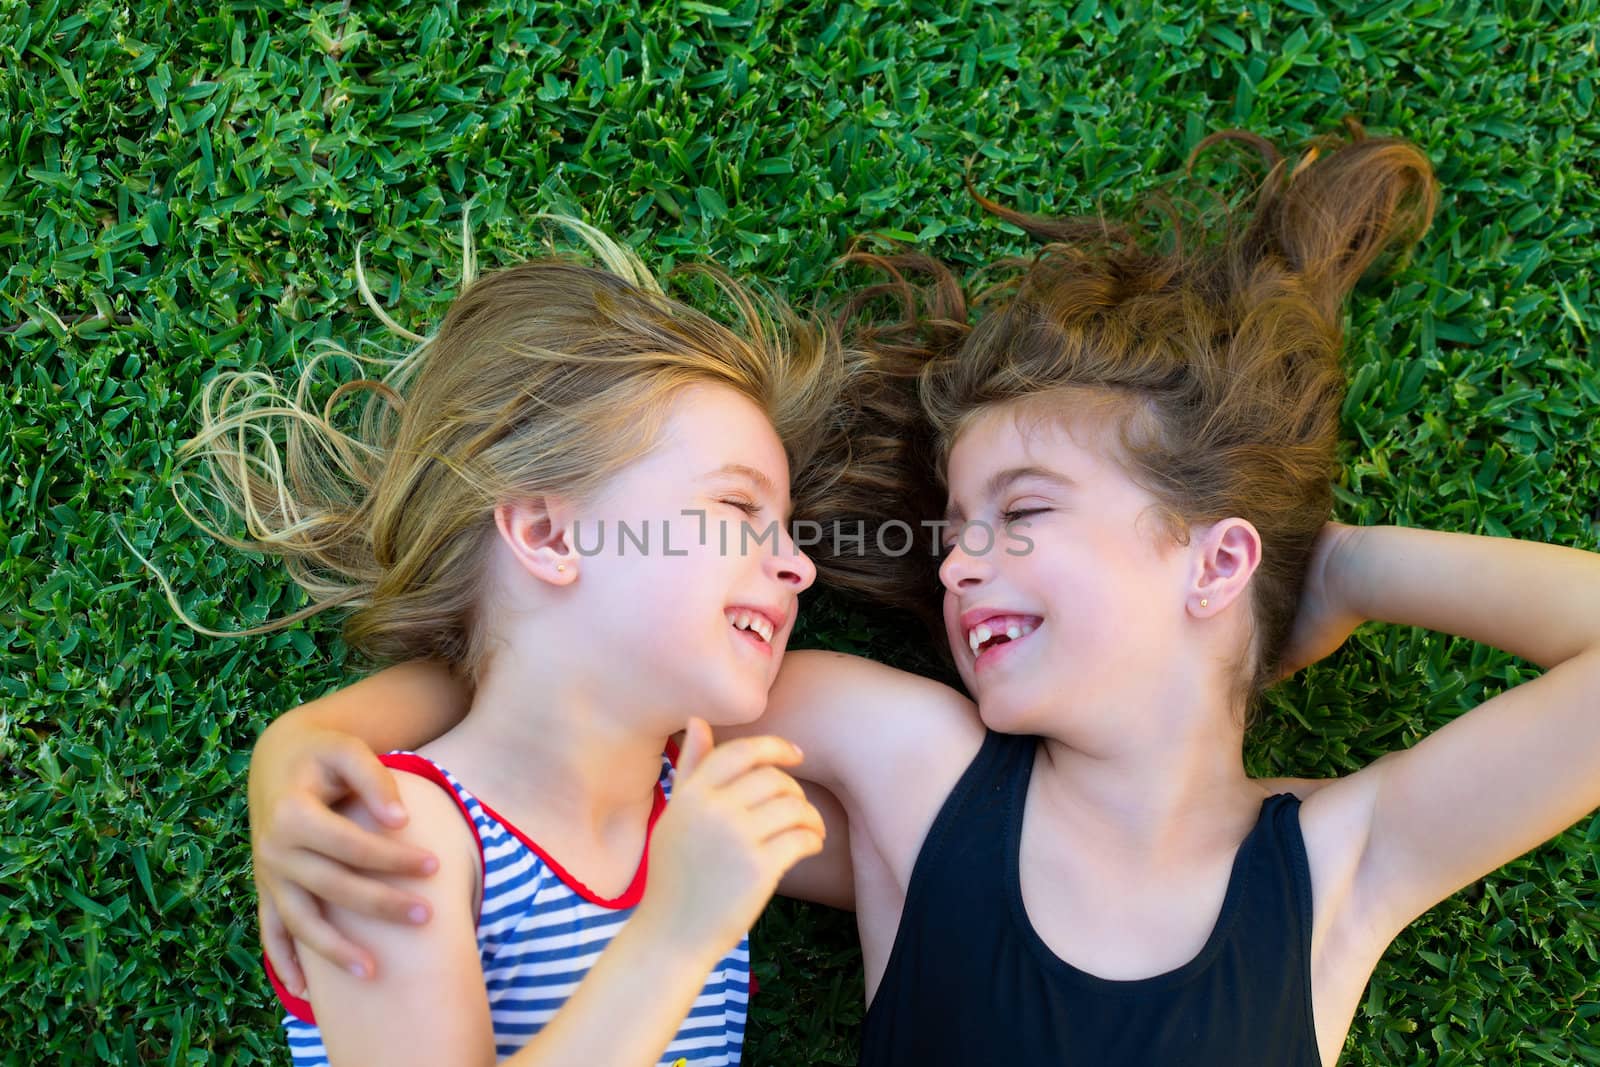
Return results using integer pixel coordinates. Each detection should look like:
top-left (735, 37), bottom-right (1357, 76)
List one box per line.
top-left (302, 771), bottom-right (494, 1061)
top-left (1278, 769), bottom-right (1381, 884)
top-left (334, 768), bottom-right (482, 904)
top-left (344, 766), bottom-right (474, 838)
top-left (772, 649), bottom-right (985, 788)
top-left (774, 650), bottom-right (986, 886)
top-left (776, 649), bottom-right (978, 726)
top-left (1280, 767), bottom-right (1390, 973)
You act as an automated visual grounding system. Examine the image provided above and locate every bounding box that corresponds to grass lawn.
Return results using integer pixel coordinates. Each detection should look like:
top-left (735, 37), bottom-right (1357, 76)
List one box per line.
top-left (3, 0), bottom-right (1598, 1063)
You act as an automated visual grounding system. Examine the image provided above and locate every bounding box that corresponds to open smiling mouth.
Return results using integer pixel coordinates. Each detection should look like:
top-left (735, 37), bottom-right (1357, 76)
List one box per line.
top-left (726, 608), bottom-right (777, 651)
top-left (965, 615), bottom-right (1042, 658)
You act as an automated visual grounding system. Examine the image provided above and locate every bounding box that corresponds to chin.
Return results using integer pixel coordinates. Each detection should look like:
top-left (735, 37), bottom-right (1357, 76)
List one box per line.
top-left (702, 688), bottom-right (769, 728)
top-left (974, 689), bottom-right (1042, 736)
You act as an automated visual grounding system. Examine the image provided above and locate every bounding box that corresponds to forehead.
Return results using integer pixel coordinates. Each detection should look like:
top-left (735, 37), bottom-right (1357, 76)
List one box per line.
top-left (946, 401), bottom-right (1121, 491)
top-left (653, 382), bottom-right (790, 482)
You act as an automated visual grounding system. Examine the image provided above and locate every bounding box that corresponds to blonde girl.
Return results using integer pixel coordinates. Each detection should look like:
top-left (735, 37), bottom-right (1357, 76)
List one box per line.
top-left (175, 221), bottom-right (851, 1066)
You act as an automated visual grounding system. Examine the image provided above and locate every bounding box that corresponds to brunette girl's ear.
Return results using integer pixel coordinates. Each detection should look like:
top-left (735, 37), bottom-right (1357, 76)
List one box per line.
top-left (1189, 517), bottom-right (1262, 616)
top-left (494, 498), bottom-right (580, 586)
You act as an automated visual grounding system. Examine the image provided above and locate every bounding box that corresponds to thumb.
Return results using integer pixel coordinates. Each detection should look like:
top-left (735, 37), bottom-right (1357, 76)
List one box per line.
top-left (675, 717), bottom-right (714, 780)
top-left (330, 740), bottom-right (408, 828)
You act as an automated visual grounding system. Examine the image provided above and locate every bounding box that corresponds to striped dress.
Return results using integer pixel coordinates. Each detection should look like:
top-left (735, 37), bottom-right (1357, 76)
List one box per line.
top-left (266, 749), bottom-right (750, 1065)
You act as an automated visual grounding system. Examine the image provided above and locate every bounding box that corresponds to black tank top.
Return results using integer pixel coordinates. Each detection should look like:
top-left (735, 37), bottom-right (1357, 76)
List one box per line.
top-left (858, 730), bottom-right (1321, 1067)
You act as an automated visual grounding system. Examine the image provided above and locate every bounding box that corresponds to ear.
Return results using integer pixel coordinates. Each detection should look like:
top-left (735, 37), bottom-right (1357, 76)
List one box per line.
top-left (494, 497), bottom-right (580, 586)
top-left (1188, 517), bottom-right (1262, 617)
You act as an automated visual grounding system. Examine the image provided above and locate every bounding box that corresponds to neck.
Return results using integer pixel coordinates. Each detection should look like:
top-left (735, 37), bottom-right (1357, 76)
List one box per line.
top-left (1029, 679), bottom-right (1260, 863)
top-left (428, 641), bottom-right (672, 834)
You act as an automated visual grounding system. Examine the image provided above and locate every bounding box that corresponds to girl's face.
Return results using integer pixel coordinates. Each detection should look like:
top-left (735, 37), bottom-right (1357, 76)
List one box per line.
top-left (938, 403), bottom-right (1194, 742)
top-left (567, 383), bottom-right (815, 728)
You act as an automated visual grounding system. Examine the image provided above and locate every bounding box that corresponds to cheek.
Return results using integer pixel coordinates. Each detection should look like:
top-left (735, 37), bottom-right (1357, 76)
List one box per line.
top-left (941, 593), bottom-right (968, 649)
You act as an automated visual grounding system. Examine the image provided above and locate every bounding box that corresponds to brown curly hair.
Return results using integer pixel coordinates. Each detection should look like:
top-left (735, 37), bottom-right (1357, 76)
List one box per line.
top-left (818, 122), bottom-right (1437, 701)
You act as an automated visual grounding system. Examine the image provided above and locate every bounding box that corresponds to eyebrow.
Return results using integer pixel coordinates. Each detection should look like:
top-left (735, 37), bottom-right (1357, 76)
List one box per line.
top-left (705, 463), bottom-right (795, 523)
top-left (943, 465), bottom-right (1075, 524)
top-left (706, 463), bottom-right (777, 494)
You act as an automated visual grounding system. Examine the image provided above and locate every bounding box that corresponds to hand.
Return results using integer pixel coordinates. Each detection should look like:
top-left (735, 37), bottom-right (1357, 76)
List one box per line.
top-left (249, 723), bottom-right (439, 992)
top-left (1277, 522), bottom-right (1367, 679)
top-left (633, 719), bottom-right (826, 957)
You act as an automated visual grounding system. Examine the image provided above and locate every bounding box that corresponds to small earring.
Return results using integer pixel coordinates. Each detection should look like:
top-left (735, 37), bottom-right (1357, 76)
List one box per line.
top-left (557, 564), bottom-right (567, 573)
top-left (1199, 598), bottom-right (1208, 608)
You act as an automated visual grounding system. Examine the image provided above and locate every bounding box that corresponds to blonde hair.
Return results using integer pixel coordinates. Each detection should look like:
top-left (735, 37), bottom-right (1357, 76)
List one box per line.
top-left (167, 217), bottom-right (847, 683)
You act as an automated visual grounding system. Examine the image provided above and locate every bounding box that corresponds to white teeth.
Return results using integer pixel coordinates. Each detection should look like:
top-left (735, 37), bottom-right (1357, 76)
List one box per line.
top-left (727, 609), bottom-right (772, 643)
top-left (965, 615), bottom-right (1040, 656)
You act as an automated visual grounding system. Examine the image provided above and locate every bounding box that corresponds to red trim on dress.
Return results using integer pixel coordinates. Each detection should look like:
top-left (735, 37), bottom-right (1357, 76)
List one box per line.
top-left (468, 773), bottom-right (665, 909)
top-left (265, 750), bottom-right (673, 1021)
top-left (379, 752), bottom-right (489, 884)
top-left (265, 753), bottom-right (490, 1026)
top-left (266, 952), bottom-right (317, 1024)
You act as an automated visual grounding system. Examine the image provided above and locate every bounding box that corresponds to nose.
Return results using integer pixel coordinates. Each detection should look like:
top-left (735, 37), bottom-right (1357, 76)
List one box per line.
top-left (766, 525), bottom-right (818, 592)
top-left (938, 525), bottom-right (993, 593)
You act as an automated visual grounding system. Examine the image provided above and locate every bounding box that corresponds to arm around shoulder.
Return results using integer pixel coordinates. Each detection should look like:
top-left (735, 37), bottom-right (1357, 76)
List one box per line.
top-left (297, 772), bottom-right (494, 1066)
top-left (758, 650), bottom-right (986, 893)
top-left (763, 649), bottom-right (984, 804)
top-left (262, 659), bottom-right (471, 754)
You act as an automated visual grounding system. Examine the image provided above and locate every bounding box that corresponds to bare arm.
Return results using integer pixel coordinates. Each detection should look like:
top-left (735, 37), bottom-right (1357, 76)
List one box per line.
top-left (1316, 525), bottom-right (1600, 937)
top-left (256, 659), bottom-right (469, 755)
top-left (251, 661), bottom-right (471, 984)
top-left (300, 776), bottom-right (495, 1065)
top-left (777, 779), bottom-right (855, 910)
top-left (746, 650), bottom-right (986, 887)
top-left (309, 731), bottom-right (823, 1067)
top-left (254, 649), bottom-right (972, 978)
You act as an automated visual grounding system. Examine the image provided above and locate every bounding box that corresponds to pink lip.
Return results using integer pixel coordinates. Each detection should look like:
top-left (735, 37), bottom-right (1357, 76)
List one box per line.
top-left (732, 626), bottom-right (775, 656)
top-left (960, 607), bottom-right (1011, 633)
top-left (958, 606), bottom-right (1038, 631)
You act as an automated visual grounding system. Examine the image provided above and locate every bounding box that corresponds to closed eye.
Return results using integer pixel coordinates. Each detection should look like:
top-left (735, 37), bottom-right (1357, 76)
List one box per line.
top-left (721, 498), bottom-right (762, 517)
top-left (1002, 507), bottom-right (1049, 523)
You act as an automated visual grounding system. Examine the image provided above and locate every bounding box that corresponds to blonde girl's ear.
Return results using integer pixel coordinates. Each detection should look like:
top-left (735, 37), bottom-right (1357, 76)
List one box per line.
top-left (494, 498), bottom-right (580, 586)
top-left (1190, 517), bottom-right (1262, 616)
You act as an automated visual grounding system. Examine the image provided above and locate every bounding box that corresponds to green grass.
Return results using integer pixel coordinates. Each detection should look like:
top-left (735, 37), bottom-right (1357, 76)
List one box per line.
top-left (3, 0), bottom-right (1598, 1063)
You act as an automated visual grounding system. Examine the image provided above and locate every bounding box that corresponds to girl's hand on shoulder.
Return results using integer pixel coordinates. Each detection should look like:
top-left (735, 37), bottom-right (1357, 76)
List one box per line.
top-left (1277, 522), bottom-right (1368, 679)
top-left (634, 718), bottom-right (826, 956)
top-left (249, 720), bottom-right (439, 993)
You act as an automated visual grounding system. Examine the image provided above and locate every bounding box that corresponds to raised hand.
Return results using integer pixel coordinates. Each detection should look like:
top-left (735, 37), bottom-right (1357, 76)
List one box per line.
top-left (1277, 522), bottom-right (1367, 679)
top-left (632, 718), bottom-right (826, 956)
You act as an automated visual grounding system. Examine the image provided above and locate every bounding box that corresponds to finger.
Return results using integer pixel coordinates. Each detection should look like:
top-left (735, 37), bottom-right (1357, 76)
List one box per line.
top-left (291, 851), bottom-right (433, 926)
top-left (281, 801), bottom-right (439, 877)
top-left (329, 742), bottom-right (410, 829)
top-left (274, 881), bottom-right (378, 980)
top-left (761, 825), bottom-right (828, 874)
top-left (692, 734), bottom-right (804, 787)
top-left (720, 764), bottom-right (805, 808)
top-left (260, 894), bottom-right (306, 996)
top-left (675, 717), bottom-right (714, 779)
top-left (746, 795), bottom-right (826, 843)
